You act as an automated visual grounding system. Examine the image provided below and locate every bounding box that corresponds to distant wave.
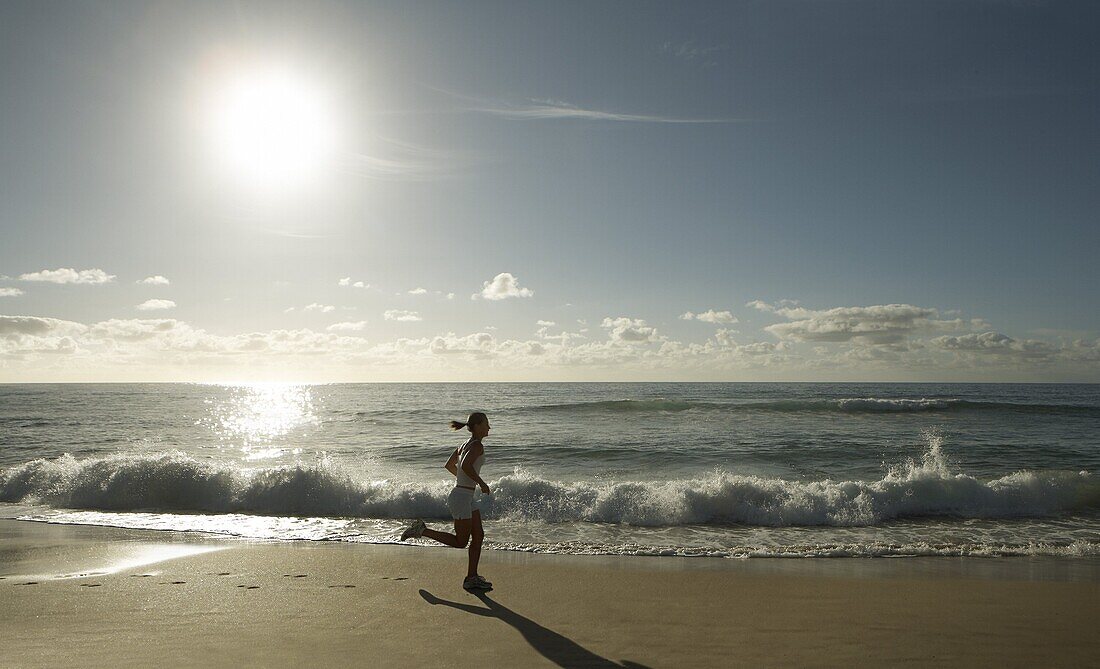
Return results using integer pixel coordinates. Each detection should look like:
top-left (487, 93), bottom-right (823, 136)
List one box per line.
top-left (2, 437), bottom-right (1096, 527)
top-left (516, 397), bottom-right (1100, 415)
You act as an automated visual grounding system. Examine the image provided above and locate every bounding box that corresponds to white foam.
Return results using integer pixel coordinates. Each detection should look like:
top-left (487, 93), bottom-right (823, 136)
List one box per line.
top-left (2, 435), bottom-right (1096, 527)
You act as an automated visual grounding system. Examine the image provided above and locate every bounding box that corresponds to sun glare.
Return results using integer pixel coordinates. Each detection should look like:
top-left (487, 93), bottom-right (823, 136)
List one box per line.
top-left (203, 64), bottom-right (339, 191)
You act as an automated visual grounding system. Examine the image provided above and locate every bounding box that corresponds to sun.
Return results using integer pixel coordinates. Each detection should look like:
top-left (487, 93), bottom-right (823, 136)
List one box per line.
top-left (202, 64), bottom-right (339, 191)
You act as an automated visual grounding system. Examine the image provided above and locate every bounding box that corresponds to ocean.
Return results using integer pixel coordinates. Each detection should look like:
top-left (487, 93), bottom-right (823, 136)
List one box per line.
top-left (1, 383), bottom-right (1098, 559)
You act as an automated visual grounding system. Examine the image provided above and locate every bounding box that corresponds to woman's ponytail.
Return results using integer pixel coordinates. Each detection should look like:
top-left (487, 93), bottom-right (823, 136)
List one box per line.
top-left (449, 412), bottom-right (487, 432)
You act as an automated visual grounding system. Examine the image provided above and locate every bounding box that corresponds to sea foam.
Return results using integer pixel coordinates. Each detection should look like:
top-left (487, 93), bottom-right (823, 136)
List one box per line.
top-left (2, 435), bottom-right (1096, 526)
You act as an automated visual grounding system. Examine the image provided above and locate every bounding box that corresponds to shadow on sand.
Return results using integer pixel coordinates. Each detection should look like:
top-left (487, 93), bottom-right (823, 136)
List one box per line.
top-left (419, 589), bottom-right (651, 669)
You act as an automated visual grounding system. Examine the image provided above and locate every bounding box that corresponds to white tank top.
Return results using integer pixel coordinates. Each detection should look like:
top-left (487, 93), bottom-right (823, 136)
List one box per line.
top-left (455, 439), bottom-right (484, 488)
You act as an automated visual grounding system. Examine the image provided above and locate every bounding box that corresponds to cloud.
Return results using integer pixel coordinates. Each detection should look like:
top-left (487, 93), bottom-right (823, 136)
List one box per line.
top-left (601, 317), bottom-right (661, 344)
top-left (429, 332), bottom-right (496, 356)
top-left (476, 273), bottom-right (533, 301)
top-left (536, 320), bottom-right (556, 327)
top-left (0, 315), bottom-right (87, 337)
top-left (304, 303), bottom-right (336, 313)
top-left (135, 299), bottom-right (176, 311)
top-left (19, 268), bottom-right (115, 285)
top-left (680, 309), bottom-right (738, 324)
top-left (474, 97), bottom-right (738, 124)
top-left (384, 310), bottom-right (422, 322)
top-left (346, 134), bottom-right (477, 182)
top-left (0, 288), bottom-right (24, 297)
top-left (327, 321), bottom-right (369, 333)
top-left (746, 299), bottom-right (802, 313)
top-left (4, 305), bottom-right (1099, 380)
top-left (408, 287), bottom-right (428, 295)
top-left (338, 277), bottom-right (368, 289)
top-left (90, 318), bottom-right (184, 341)
top-left (762, 304), bottom-right (952, 345)
top-left (446, 293), bottom-right (455, 300)
top-left (138, 275), bottom-right (170, 286)
top-left (930, 332), bottom-right (1056, 360)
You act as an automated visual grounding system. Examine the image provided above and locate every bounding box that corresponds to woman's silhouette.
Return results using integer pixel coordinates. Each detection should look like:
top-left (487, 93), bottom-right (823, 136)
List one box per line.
top-left (401, 412), bottom-right (493, 590)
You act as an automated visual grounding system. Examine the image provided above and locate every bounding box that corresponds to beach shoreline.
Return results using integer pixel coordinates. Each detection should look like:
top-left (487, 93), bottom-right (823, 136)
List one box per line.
top-left (3, 518), bottom-right (1098, 668)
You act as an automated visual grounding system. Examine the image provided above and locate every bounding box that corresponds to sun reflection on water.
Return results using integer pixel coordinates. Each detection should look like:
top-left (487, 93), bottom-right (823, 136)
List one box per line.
top-left (203, 383), bottom-right (317, 459)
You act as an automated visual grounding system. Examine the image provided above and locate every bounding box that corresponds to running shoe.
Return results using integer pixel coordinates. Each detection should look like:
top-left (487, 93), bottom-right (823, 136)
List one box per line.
top-left (400, 519), bottom-right (426, 541)
top-left (463, 575), bottom-right (492, 590)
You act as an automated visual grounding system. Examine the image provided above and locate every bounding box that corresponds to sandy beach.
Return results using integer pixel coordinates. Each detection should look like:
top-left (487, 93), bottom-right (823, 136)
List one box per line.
top-left (2, 519), bottom-right (1098, 668)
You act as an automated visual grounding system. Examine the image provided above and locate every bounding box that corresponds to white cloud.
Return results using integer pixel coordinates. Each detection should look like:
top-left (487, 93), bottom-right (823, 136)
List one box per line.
top-left (408, 287), bottom-right (428, 295)
top-left (138, 275), bottom-right (170, 286)
top-left (0, 315), bottom-right (87, 337)
top-left (19, 268), bottom-right (115, 285)
top-left (446, 293), bottom-right (455, 300)
top-left (475, 97), bottom-right (738, 124)
top-left (763, 304), bottom-right (948, 345)
top-left (384, 310), bottom-right (422, 322)
top-left (476, 273), bottom-right (533, 301)
top-left (601, 317), bottom-right (660, 344)
top-left (429, 332), bottom-right (496, 356)
top-left (327, 321), bottom-right (369, 333)
top-left (90, 318), bottom-right (184, 341)
top-left (4, 305), bottom-right (1099, 380)
top-left (930, 332), bottom-right (1056, 360)
top-left (746, 299), bottom-right (801, 313)
top-left (135, 299), bottom-right (176, 311)
top-left (536, 320), bottom-right (556, 327)
top-left (680, 309), bottom-right (737, 324)
top-left (0, 288), bottom-right (24, 297)
top-left (338, 277), bottom-right (368, 289)
top-left (304, 303), bottom-right (336, 313)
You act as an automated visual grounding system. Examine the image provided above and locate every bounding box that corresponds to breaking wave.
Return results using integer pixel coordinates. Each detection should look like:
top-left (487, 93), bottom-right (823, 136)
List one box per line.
top-left (2, 436), bottom-right (1096, 527)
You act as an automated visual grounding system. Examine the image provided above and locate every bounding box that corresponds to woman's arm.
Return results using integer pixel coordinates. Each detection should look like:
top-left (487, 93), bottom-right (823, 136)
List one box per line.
top-left (460, 442), bottom-right (491, 494)
top-left (444, 448), bottom-right (459, 477)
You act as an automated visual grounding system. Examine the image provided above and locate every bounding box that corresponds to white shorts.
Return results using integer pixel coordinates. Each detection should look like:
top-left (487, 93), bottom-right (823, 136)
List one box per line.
top-left (446, 486), bottom-right (483, 520)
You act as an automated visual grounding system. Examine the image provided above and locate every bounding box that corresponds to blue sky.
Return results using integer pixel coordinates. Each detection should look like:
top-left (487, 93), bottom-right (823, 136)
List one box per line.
top-left (2, 1), bottom-right (1099, 381)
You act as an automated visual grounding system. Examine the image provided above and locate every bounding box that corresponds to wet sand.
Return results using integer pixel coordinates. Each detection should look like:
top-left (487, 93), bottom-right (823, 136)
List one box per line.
top-left (2, 519), bottom-right (1098, 668)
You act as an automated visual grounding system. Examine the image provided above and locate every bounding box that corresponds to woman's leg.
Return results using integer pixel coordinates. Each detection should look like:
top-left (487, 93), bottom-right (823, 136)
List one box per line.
top-left (467, 510), bottom-right (484, 578)
top-left (422, 518), bottom-right (471, 548)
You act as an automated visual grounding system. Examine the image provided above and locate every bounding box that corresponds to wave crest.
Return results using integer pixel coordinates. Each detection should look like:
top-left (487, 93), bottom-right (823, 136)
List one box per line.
top-left (2, 440), bottom-right (1096, 527)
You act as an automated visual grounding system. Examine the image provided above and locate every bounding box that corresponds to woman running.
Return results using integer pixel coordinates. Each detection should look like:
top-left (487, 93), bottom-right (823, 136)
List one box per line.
top-left (400, 412), bottom-right (493, 591)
